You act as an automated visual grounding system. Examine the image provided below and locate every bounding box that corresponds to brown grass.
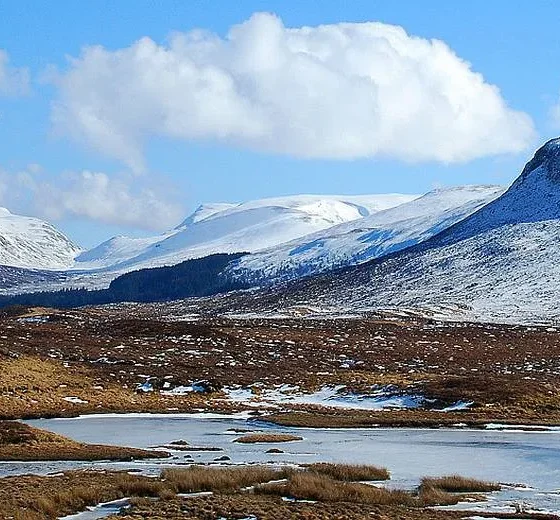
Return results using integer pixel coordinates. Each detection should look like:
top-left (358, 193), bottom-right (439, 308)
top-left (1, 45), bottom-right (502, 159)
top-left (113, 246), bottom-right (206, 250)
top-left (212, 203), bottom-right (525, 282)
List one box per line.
top-left (233, 433), bottom-right (303, 443)
top-left (161, 465), bottom-right (292, 493)
top-left (113, 473), bottom-right (167, 497)
top-left (421, 475), bottom-right (500, 493)
top-left (22, 485), bottom-right (109, 519)
top-left (417, 486), bottom-right (460, 506)
top-left (0, 471), bottom-right (175, 519)
top-left (0, 466), bottom-right (506, 520)
top-left (306, 462), bottom-right (390, 481)
top-left (257, 472), bottom-right (413, 506)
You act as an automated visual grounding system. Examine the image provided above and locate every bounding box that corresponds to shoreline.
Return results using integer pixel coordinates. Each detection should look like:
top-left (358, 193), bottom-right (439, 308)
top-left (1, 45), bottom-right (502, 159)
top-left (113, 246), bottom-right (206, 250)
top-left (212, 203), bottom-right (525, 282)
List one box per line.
top-left (17, 407), bottom-right (560, 431)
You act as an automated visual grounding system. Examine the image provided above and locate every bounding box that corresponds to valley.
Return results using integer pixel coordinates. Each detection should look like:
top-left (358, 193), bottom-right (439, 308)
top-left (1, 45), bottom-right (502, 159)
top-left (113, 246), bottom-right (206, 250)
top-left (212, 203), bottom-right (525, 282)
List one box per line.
top-left (2, 144), bottom-right (560, 519)
top-left (4, 6), bottom-right (560, 519)
top-left (0, 303), bottom-right (558, 425)
top-left (1, 302), bottom-right (558, 518)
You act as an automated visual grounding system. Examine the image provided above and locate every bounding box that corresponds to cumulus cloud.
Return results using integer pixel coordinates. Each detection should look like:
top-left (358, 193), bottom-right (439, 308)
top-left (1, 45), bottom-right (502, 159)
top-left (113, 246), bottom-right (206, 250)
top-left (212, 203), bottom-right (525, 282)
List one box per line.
top-left (50, 13), bottom-right (534, 170)
top-left (0, 50), bottom-right (30, 96)
top-left (0, 167), bottom-right (183, 231)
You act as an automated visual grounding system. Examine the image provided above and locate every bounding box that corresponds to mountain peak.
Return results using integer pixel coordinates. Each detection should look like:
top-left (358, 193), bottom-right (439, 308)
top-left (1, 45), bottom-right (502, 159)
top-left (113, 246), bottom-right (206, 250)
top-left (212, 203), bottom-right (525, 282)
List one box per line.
top-left (178, 203), bottom-right (238, 228)
top-left (519, 137), bottom-right (560, 183)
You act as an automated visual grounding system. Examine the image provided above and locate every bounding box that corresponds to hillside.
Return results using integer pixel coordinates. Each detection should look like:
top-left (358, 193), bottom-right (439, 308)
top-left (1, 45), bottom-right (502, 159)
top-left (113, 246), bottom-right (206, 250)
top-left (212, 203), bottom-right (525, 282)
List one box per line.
top-left (226, 185), bottom-right (504, 285)
top-left (238, 139), bottom-right (560, 324)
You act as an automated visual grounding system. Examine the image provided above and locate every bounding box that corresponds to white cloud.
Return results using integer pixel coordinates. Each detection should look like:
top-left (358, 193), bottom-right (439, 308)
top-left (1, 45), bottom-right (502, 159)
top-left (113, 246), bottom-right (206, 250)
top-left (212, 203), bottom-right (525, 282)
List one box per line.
top-left (0, 167), bottom-right (183, 231)
top-left (0, 50), bottom-right (30, 96)
top-left (51, 13), bottom-right (534, 170)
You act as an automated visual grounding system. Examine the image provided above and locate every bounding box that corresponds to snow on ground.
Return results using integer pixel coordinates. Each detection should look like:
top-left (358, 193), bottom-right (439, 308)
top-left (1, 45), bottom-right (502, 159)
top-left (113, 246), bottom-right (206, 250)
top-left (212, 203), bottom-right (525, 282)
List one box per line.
top-left (0, 193), bottom-right (417, 281)
top-left (58, 498), bottom-right (131, 520)
top-left (62, 397), bottom-right (89, 404)
top-left (264, 139), bottom-right (560, 324)
top-left (222, 384), bottom-right (470, 412)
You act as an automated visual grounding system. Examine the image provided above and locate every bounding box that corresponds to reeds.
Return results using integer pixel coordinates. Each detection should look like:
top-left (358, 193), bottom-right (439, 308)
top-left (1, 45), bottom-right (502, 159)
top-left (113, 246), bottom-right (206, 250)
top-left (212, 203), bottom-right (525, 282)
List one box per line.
top-left (420, 475), bottom-right (500, 493)
top-left (257, 472), bottom-right (412, 506)
top-left (161, 465), bottom-right (292, 493)
top-left (306, 463), bottom-right (390, 481)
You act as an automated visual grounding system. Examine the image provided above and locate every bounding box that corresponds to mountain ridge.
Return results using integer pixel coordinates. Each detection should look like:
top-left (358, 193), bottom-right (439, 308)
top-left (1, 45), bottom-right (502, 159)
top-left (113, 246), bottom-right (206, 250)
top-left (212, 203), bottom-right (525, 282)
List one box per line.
top-left (228, 138), bottom-right (560, 323)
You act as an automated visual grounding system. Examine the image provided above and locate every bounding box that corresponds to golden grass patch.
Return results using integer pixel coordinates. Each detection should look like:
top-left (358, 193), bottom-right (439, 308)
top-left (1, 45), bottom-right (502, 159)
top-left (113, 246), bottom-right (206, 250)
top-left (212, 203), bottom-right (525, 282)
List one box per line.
top-left (233, 433), bottom-right (303, 443)
top-left (420, 475), bottom-right (500, 493)
top-left (257, 471), bottom-right (413, 506)
top-left (306, 462), bottom-right (390, 481)
top-left (161, 465), bottom-right (292, 493)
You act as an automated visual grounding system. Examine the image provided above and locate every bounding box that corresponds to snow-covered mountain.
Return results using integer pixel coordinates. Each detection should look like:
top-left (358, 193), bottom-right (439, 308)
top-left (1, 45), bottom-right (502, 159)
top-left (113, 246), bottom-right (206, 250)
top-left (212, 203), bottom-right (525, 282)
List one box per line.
top-left (247, 138), bottom-right (560, 324)
top-left (0, 208), bottom-right (81, 269)
top-left (75, 194), bottom-right (418, 272)
top-left (225, 185), bottom-right (505, 285)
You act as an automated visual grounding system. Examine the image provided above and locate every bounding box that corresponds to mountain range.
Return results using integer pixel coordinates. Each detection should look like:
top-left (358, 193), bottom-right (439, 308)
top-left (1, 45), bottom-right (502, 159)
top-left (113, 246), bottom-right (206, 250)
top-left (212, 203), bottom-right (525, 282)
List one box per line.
top-left (1, 138), bottom-right (560, 324)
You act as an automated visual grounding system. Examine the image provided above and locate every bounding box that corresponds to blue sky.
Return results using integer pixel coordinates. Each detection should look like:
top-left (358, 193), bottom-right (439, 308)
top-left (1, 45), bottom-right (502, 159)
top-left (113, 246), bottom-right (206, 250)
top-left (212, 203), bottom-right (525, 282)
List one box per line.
top-left (0, 1), bottom-right (559, 247)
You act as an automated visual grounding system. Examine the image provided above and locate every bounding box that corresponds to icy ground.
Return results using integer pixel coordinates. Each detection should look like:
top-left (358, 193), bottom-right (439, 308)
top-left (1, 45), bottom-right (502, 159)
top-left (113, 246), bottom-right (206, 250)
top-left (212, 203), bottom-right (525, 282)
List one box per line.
top-left (220, 384), bottom-right (471, 411)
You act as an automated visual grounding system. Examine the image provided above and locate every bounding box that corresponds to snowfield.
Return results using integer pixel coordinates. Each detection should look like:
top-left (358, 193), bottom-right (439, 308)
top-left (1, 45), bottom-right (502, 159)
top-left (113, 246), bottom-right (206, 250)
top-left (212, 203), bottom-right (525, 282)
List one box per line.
top-left (0, 208), bottom-right (81, 269)
top-left (226, 185), bottom-right (504, 285)
top-left (5, 139), bottom-right (560, 327)
top-left (74, 194), bottom-right (418, 271)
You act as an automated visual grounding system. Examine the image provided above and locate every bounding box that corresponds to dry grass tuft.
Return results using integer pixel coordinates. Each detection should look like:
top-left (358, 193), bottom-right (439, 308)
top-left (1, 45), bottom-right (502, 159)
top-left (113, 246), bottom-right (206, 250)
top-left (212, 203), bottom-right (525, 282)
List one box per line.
top-left (25, 485), bottom-right (108, 518)
top-left (307, 463), bottom-right (390, 481)
top-left (421, 475), bottom-right (500, 493)
top-left (233, 433), bottom-right (303, 444)
top-left (417, 485), bottom-right (460, 506)
top-left (161, 465), bottom-right (292, 493)
top-left (257, 472), bottom-right (413, 506)
top-left (113, 473), bottom-right (167, 497)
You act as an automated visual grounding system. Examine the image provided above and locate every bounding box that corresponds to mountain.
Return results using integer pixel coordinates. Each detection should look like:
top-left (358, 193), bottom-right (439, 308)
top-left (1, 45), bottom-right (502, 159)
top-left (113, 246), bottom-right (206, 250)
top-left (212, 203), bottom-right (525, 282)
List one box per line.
top-left (0, 208), bottom-right (81, 269)
top-left (240, 139), bottom-right (560, 324)
top-left (225, 185), bottom-right (505, 286)
top-left (74, 194), bottom-right (418, 272)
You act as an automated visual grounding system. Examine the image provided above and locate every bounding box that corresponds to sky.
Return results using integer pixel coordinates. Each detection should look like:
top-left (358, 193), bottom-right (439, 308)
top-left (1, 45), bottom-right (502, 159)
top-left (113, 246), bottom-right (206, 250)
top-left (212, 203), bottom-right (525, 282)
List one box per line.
top-left (1, 0), bottom-right (560, 247)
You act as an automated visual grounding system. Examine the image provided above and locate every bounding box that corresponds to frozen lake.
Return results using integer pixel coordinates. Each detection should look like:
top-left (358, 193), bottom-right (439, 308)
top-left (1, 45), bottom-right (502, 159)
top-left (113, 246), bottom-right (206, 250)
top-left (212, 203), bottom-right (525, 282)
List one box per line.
top-left (5, 414), bottom-right (560, 515)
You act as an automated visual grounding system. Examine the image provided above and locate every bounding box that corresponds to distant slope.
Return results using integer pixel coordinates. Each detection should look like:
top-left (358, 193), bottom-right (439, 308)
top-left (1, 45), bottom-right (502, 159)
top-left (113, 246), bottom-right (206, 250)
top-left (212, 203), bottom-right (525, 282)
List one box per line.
top-left (226, 185), bottom-right (504, 285)
top-left (0, 208), bottom-right (81, 269)
top-left (241, 139), bottom-right (560, 324)
top-left (0, 253), bottom-right (247, 308)
top-left (74, 194), bottom-right (417, 272)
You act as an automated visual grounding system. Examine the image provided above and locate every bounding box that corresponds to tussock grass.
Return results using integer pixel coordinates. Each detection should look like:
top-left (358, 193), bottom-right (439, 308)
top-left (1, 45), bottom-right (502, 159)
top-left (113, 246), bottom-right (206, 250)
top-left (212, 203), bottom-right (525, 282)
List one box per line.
top-left (421, 475), bottom-right (500, 493)
top-left (257, 472), bottom-right (413, 506)
top-left (161, 465), bottom-right (292, 493)
top-left (0, 421), bottom-right (36, 445)
top-left (113, 473), bottom-right (166, 497)
top-left (307, 463), bottom-right (390, 481)
top-left (233, 433), bottom-right (303, 443)
top-left (25, 485), bottom-right (107, 518)
top-left (417, 485), bottom-right (460, 506)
